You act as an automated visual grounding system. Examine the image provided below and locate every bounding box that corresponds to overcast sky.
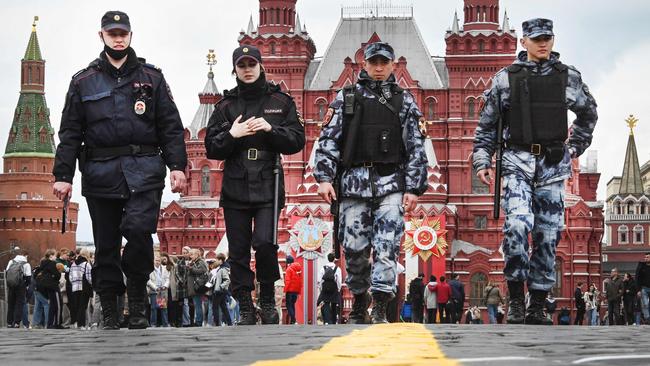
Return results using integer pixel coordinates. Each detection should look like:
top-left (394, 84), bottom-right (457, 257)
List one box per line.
top-left (2, 0), bottom-right (650, 242)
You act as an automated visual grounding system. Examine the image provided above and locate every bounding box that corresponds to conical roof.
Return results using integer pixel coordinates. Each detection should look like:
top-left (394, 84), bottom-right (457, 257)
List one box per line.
top-left (4, 18), bottom-right (55, 158)
top-left (619, 125), bottom-right (644, 195)
top-left (23, 21), bottom-right (43, 61)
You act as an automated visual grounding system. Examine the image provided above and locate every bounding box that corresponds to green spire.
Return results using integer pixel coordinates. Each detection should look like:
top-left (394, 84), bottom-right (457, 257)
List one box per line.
top-left (23, 16), bottom-right (42, 61)
top-left (4, 16), bottom-right (55, 158)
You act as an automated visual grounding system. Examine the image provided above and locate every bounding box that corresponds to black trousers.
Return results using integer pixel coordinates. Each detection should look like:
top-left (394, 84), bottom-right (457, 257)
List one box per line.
top-left (321, 302), bottom-right (338, 324)
top-left (426, 308), bottom-right (437, 324)
top-left (608, 300), bottom-right (621, 325)
top-left (412, 302), bottom-right (424, 323)
top-left (70, 291), bottom-right (92, 327)
top-left (212, 291), bottom-right (232, 326)
top-left (47, 289), bottom-right (62, 328)
top-left (574, 307), bottom-right (585, 325)
top-left (438, 302), bottom-right (450, 323)
top-left (223, 207), bottom-right (280, 292)
top-left (6, 285), bottom-right (26, 326)
top-left (450, 299), bottom-right (463, 323)
top-left (86, 190), bottom-right (162, 295)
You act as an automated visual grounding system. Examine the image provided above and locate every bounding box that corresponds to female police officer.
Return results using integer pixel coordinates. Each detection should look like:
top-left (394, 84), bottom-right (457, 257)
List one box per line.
top-left (204, 45), bottom-right (304, 325)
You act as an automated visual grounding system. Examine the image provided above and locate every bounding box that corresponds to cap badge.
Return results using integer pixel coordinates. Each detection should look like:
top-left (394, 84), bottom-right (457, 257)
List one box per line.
top-left (243, 47), bottom-right (249, 53)
top-left (114, 14), bottom-right (121, 21)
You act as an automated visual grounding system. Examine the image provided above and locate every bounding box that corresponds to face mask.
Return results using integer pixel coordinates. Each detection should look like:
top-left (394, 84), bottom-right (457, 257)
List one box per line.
top-left (104, 44), bottom-right (129, 60)
top-left (101, 33), bottom-right (132, 60)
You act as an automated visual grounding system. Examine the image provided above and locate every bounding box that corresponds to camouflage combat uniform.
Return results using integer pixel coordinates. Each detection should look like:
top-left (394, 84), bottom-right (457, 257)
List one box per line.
top-left (314, 70), bottom-right (428, 296)
top-left (473, 33), bottom-right (598, 292)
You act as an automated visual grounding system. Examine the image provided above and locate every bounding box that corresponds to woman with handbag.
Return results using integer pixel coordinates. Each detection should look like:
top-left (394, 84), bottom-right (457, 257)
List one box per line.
top-left (204, 45), bottom-right (305, 325)
top-left (186, 249), bottom-right (208, 326)
top-left (147, 256), bottom-right (170, 327)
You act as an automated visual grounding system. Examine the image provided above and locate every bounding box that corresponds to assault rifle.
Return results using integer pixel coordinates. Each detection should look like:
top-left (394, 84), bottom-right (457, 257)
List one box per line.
top-left (493, 91), bottom-right (504, 219)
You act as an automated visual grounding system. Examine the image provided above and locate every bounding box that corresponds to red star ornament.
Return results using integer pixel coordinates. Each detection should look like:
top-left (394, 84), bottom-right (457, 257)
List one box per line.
top-left (404, 215), bottom-right (448, 261)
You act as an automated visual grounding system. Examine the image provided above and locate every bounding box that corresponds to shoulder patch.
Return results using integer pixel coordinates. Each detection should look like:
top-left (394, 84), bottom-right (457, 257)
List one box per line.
top-left (418, 117), bottom-right (429, 138)
top-left (322, 107), bottom-right (335, 127)
top-left (72, 59), bottom-right (100, 80)
top-left (296, 109), bottom-right (305, 126)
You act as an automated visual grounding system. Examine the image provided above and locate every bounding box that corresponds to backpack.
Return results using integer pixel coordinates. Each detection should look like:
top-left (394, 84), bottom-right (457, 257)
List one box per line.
top-left (6, 260), bottom-right (26, 287)
top-left (321, 266), bottom-right (337, 294)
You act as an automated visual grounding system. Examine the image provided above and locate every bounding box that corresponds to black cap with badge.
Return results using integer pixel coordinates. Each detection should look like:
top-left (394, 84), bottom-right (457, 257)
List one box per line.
top-left (232, 45), bottom-right (263, 68)
top-left (101, 11), bottom-right (131, 32)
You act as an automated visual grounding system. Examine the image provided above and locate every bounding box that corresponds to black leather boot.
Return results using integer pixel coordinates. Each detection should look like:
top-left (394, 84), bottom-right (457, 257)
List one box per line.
top-left (525, 289), bottom-right (553, 325)
top-left (371, 292), bottom-right (394, 324)
top-left (99, 294), bottom-right (119, 330)
top-left (507, 281), bottom-right (525, 324)
top-left (127, 279), bottom-right (149, 329)
top-left (349, 292), bottom-right (372, 324)
top-left (259, 283), bottom-right (279, 325)
top-left (234, 289), bottom-right (257, 325)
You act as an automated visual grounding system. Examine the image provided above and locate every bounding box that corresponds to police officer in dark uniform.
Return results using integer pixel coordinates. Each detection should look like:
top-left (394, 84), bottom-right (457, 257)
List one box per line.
top-left (204, 45), bottom-right (305, 325)
top-left (52, 11), bottom-right (187, 330)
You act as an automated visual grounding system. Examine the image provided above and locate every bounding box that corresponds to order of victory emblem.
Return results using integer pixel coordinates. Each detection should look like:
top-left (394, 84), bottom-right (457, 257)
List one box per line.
top-left (288, 215), bottom-right (332, 260)
top-left (404, 216), bottom-right (448, 261)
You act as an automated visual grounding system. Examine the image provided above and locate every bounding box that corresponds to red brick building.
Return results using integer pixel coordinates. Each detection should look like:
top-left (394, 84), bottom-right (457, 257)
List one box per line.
top-left (0, 19), bottom-right (79, 268)
top-left (604, 116), bottom-right (649, 276)
top-left (158, 0), bottom-right (603, 321)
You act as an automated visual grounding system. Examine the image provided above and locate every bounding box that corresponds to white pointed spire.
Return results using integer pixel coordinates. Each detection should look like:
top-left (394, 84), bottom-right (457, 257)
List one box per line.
top-left (295, 14), bottom-right (302, 34)
top-left (502, 10), bottom-right (511, 32)
top-left (247, 15), bottom-right (255, 35)
top-left (451, 10), bottom-right (460, 34)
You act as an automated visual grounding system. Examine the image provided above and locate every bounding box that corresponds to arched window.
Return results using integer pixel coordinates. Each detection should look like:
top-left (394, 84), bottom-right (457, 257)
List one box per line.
top-left (633, 225), bottom-right (644, 244)
top-left (627, 201), bottom-right (635, 215)
top-left (426, 98), bottom-right (437, 120)
top-left (270, 42), bottom-right (276, 55)
top-left (552, 259), bottom-right (563, 297)
top-left (467, 98), bottom-right (476, 119)
top-left (316, 100), bottom-right (327, 121)
top-left (478, 39), bottom-right (485, 53)
top-left (640, 202), bottom-right (647, 215)
top-left (491, 39), bottom-right (497, 53)
top-left (201, 166), bottom-right (210, 196)
top-left (618, 225), bottom-right (629, 244)
top-left (469, 272), bottom-right (488, 306)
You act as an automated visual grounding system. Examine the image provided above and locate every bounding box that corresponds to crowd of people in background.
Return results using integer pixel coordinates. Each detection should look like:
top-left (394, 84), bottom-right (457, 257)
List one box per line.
top-left (4, 249), bottom-right (650, 328)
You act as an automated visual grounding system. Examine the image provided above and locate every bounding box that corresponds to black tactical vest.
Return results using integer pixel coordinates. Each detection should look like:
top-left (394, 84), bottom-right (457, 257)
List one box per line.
top-left (343, 87), bottom-right (403, 166)
top-left (505, 63), bottom-right (569, 145)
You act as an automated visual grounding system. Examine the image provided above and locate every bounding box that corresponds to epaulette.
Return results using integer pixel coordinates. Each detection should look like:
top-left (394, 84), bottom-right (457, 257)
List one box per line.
top-left (564, 64), bottom-right (580, 75)
top-left (140, 58), bottom-right (162, 72)
top-left (72, 59), bottom-right (100, 80)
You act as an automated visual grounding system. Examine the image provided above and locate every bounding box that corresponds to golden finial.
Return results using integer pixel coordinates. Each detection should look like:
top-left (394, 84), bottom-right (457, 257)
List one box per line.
top-left (626, 114), bottom-right (639, 135)
top-left (206, 49), bottom-right (217, 72)
top-left (32, 16), bottom-right (39, 32)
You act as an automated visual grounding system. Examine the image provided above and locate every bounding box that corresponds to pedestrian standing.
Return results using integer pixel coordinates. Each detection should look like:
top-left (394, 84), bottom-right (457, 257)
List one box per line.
top-left (186, 249), bottom-right (209, 326)
top-left (435, 276), bottom-right (452, 324)
top-left (448, 274), bottom-right (465, 324)
top-left (147, 256), bottom-right (170, 327)
top-left (574, 283), bottom-right (586, 325)
top-left (473, 18), bottom-right (598, 325)
top-left (605, 268), bottom-right (624, 325)
top-left (423, 275), bottom-right (438, 324)
top-left (284, 255), bottom-right (303, 324)
top-left (317, 253), bottom-right (342, 325)
top-left (408, 274), bottom-right (426, 323)
top-left (584, 285), bottom-right (597, 326)
top-left (635, 252), bottom-right (650, 324)
top-left (69, 249), bottom-right (93, 329)
top-left (5, 248), bottom-right (31, 328)
top-left (210, 253), bottom-right (232, 326)
top-left (622, 273), bottom-right (637, 325)
top-left (483, 281), bottom-right (503, 324)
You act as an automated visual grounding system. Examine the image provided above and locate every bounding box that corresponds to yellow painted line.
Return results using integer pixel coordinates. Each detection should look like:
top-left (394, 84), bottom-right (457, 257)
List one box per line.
top-left (252, 323), bottom-right (459, 366)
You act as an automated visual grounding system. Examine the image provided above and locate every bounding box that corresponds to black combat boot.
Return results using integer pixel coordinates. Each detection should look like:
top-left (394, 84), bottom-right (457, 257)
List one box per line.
top-left (126, 279), bottom-right (149, 329)
top-left (99, 294), bottom-right (119, 330)
top-left (259, 283), bottom-right (279, 325)
top-left (234, 289), bottom-right (257, 325)
top-left (525, 289), bottom-right (553, 325)
top-left (507, 281), bottom-right (525, 324)
top-left (349, 292), bottom-right (372, 324)
top-left (371, 292), bottom-right (394, 324)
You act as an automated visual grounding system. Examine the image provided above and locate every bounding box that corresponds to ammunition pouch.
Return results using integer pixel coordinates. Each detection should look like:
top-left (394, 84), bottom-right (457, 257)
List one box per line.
top-left (544, 143), bottom-right (565, 165)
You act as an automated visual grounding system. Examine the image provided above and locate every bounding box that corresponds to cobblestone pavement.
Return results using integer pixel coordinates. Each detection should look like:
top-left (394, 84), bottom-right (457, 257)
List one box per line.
top-left (0, 324), bottom-right (648, 366)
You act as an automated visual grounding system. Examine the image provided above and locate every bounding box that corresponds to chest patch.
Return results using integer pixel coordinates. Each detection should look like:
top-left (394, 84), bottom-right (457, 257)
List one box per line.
top-left (264, 108), bottom-right (284, 114)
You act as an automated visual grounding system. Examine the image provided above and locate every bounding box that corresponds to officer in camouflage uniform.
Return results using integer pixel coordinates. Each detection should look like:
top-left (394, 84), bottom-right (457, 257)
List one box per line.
top-left (315, 42), bottom-right (428, 324)
top-left (473, 19), bottom-right (598, 325)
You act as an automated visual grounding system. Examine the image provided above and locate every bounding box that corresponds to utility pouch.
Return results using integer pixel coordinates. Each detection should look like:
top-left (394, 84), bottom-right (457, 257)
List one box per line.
top-left (344, 93), bottom-right (355, 115)
top-left (544, 143), bottom-right (565, 165)
top-left (380, 129), bottom-right (390, 153)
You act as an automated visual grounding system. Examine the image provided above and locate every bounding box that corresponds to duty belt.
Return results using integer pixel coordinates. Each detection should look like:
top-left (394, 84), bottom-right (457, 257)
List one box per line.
top-left (506, 142), bottom-right (547, 156)
top-left (87, 144), bottom-right (159, 160)
top-left (239, 148), bottom-right (277, 161)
